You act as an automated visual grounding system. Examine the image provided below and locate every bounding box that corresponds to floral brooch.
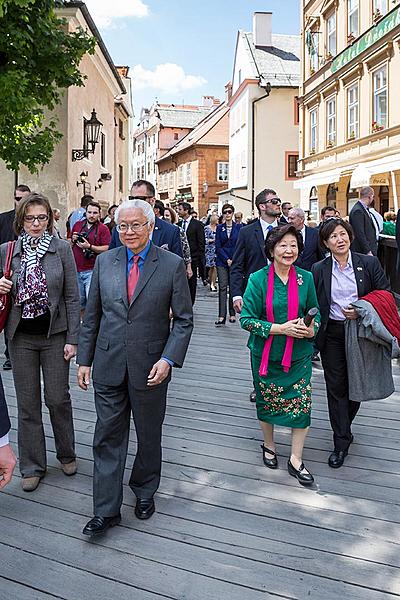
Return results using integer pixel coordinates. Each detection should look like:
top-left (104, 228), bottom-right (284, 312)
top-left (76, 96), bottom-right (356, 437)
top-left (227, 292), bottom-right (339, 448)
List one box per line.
top-left (297, 275), bottom-right (304, 286)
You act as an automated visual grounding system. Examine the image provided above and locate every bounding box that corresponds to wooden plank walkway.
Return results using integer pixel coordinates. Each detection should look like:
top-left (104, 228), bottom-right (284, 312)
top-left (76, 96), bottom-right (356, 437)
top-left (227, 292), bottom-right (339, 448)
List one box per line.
top-left (1, 285), bottom-right (400, 600)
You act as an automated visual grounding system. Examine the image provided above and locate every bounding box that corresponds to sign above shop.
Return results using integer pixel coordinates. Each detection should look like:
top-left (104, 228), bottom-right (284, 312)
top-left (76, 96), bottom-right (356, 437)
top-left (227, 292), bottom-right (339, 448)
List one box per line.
top-left (331, 6), bottom-right (400, 73)
top-left (175, 193), bottom-right (193, 201)
top-left (349, 164), bottom-right (390, 189)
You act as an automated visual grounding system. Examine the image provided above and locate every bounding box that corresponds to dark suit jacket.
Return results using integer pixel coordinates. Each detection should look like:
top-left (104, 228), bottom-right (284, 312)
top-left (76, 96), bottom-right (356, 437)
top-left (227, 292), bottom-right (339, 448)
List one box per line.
top-left (311, 252), bottom-right (390, 350)
top-left (77, 243), bottom-right (193, 389)
top-left (349, 201), bottom-right (378, 255)
top-left (295, 226), bottom-right (322, 271)
top-left (0, 377), bottom-right (10, 438)
top-left (279, 215), bottom-right (290, 225)
top-left (230, 219), bottom-right (268, 297)
top-left (215, 222), bottom-right (243, 267)
top-left (0, 209), bottom-right (16, 245)
top-left (109, 216), bottom-right (183, 258)
top-left (396, 209), bottom-right (400, 269)
top-left (179, 218), bottom-right (205, 263)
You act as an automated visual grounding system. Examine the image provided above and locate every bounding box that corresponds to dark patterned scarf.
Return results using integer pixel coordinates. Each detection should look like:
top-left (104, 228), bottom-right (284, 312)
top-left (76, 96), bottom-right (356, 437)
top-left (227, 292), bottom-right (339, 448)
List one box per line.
top-left (16, 231), bottom-right (52, 319)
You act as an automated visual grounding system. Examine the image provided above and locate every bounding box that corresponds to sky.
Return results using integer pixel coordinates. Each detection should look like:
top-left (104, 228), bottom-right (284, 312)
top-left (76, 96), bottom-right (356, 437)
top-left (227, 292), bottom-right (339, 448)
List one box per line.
top-left (84, 0), bottom-right (300, 119)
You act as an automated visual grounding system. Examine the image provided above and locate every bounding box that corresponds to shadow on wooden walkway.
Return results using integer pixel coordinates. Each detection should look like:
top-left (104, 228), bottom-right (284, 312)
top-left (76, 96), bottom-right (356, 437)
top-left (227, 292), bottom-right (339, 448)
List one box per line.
top-left (1, 285), bottom-right (400, 599)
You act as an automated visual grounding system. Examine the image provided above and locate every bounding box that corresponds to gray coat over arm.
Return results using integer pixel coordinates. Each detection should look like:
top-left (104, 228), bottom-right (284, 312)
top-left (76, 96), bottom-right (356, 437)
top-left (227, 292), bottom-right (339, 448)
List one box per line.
top-left (77, 242), bottom-right (193, 389)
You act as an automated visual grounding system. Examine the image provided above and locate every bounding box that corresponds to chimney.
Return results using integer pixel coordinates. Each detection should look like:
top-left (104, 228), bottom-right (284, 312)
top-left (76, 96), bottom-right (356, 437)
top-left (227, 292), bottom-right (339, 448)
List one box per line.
top-left (253, 12), bottom-right (272, 48)
top-left (225, 82), bottom-right (232, 103)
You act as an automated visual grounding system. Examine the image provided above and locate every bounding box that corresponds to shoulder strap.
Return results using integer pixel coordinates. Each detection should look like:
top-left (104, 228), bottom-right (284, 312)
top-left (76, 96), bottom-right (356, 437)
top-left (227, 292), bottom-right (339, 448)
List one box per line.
top-left (4, 240), bottom-right (16, 278)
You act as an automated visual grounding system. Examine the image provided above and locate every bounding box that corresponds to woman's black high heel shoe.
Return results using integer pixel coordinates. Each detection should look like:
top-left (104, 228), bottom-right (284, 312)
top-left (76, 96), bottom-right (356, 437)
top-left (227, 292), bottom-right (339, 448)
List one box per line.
top-left (261, 444), bottom-right (278, 469)
top-left (287, 459), bottom-right (314, 486)
top-left (214, 318), bottom-right (226, 326)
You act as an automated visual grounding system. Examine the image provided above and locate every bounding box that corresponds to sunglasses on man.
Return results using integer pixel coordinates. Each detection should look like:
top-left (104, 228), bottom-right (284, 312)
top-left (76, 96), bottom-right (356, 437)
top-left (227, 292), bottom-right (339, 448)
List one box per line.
top-left (128, 195), bottom-right (154, 201)
top-left (222, 209), bottom-right (233, 215)
top-left (266, 198), bottom-right (281, 205)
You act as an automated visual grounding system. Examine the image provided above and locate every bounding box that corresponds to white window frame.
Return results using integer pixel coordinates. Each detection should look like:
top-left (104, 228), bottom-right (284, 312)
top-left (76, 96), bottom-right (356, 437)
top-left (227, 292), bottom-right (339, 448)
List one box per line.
top-left (168, 171), bottom-right (174, 189)
top-left (309, 30), bottom-right (319, 72)
top-left (348, 0), bottom-right (359, 37)
top-left (185, 163), bottom-right (192, 186)
top-left (347, 83), bottom-right (359, 139)
top-left (373, 65), bottom-right (388, 129)
top-left (217, 161), bottom-right (229, 182)
top-left (177, 165), bottom-right (184, 187)
top-left (326, 97), bottom-right (336, 145)
top-left (327, 12), bottom-right (336, 57)
top-left (310, 108), bottom-right (318, 153)
top-left (373, 0), bottom-right (388, 16)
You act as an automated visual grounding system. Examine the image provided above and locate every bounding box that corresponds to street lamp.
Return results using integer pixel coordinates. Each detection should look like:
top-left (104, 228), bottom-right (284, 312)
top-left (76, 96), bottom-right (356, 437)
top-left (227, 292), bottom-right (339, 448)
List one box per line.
top-left (76, 171), bottom-right (88, 187)
top-left (72, 109), bottom-right (103, 161)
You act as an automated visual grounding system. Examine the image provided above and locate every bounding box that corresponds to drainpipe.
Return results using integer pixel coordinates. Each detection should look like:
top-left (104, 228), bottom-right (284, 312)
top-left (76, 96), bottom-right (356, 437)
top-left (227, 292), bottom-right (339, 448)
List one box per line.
top-left (251, 82), bottom-right (271, 213)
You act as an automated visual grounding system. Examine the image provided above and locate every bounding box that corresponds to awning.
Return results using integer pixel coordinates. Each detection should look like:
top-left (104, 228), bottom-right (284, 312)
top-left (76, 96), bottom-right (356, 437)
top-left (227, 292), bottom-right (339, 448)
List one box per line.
top-left (349, 155), bottom-right (400, 189)
top-left (293, 168), bottom-right (341, 190)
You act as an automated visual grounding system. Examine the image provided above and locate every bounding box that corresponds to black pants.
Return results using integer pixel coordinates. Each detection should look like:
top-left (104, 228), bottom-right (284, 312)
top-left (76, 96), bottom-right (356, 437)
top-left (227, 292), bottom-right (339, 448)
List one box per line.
top-left (320, 320), bottom-right (360, 451)
top-left (217, 265), bottom-right (234, 319)
top-left (92, 376), bottom-right (167, 517)
top-left (188, 259), bottom-right (202, 305)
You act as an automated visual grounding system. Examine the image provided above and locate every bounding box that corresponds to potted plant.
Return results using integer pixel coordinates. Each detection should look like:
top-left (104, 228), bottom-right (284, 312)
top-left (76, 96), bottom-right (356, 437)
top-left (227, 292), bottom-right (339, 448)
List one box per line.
top-left (347, 32), bottom-right (355, 44)
top-left (310, 148), bottom-right (316, 155)
top-left (373, 9), bottom-right (382, 23)
top-left (372, 121), bottom-right (384, 132)
top-left (348, 130), bottom-right (356, 141)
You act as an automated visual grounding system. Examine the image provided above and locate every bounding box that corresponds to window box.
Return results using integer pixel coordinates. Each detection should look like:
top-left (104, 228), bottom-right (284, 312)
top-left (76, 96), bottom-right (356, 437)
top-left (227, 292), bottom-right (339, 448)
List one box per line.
top-left (373, 9), bottom-right (383, 23)
top-left (325, 52), bottom-right (333, 62)
top-left (310, 148), bottom-right (316, 155)
top-left (348, 131), bottom-right (356, 140)
top-left (371, 121), bottom-right (384, 132)
top-left (326, 139), bottom-right (336, 148)
top-left (347, 33), bottom-right (355, 44)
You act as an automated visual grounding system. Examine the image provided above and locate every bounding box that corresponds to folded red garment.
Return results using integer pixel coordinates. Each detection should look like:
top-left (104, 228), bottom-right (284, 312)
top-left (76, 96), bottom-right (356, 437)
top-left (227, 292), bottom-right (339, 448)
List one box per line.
top-left (361, 289), bottom-right (400, 344)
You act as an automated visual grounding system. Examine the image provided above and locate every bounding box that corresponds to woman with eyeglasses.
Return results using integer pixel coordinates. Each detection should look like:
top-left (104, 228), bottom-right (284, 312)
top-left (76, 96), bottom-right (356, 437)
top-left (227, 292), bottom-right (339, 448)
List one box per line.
top-left (0, 193), bottom-right (80, 492)
top-left (312, 218), bottom-right (389, 468)
top-left (215, 203), bottom-right (243, 325)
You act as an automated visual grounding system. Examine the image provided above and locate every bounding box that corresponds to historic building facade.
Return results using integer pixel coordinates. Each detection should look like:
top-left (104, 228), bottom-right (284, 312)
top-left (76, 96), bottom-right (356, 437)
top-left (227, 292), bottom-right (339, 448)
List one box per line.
top-left (296, 0), bottom-right (400, 218)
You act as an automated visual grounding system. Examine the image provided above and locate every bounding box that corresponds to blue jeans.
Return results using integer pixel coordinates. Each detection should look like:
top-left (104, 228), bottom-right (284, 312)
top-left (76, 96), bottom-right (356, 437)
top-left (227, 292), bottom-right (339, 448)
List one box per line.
top-left (77, 270), bottom-right (93, 309)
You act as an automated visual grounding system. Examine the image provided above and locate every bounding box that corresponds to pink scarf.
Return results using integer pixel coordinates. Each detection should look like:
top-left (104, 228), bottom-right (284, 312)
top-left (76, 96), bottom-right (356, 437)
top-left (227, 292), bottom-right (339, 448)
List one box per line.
top-left (259, 264), bottom-right (299, 377)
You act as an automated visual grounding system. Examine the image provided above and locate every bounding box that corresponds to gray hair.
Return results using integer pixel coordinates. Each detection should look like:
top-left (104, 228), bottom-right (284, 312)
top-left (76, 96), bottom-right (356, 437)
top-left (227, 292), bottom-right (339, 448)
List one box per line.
top-left (115, 199), bottom-right (155, 225)
top-left (360, 186), bottom-right (374, 198)
top-left (289, 207), bottom-right (305, 220)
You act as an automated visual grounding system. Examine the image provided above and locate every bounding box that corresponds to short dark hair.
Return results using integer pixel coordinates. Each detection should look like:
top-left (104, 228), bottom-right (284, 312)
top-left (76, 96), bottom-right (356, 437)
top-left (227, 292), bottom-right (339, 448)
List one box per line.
top-left (15, 184), bottom-right (31, 193)
top-left (81, 194), bottom-right (93, 208)
top-left (154, 200), bottom-right (165, 216)
top-left (255, 188), bottom-right (277, 210)
top-left (131, 179), bottom-right (155, 197)
top-left (319, 218), bottom-right (354, 246)
top-left (86, 201), bottom-right (102, 213)
top-left (321, 205), bottom-right (336, 217)
top-left (14, 193), bottom-right (54, 236)
top-left (281, 202), bottom-right (292, 210)
top-left (265, 224), bottom-right (304, 261)
top-left (222, 203), bottom-right (235, 213)
top-left (178, 201), bottom-right (191, 213)
top-left (108, 204), bottom-right (118, 214)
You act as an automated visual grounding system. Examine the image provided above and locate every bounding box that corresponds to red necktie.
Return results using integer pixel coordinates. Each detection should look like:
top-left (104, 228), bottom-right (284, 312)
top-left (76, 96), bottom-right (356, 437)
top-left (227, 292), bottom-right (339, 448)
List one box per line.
top-left (127, 255), bottom-right (140, 302)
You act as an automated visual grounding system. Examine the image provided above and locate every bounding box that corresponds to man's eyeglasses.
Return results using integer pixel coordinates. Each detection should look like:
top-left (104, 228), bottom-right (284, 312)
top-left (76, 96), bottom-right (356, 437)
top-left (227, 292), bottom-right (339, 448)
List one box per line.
top-left (116, 221), bottom-right (149, 233)
top-left (24, 214), bottom-right (49, 223)
top-left (266, 198), bottom-right (281, 206)
top-left (223, 209), bottom-right (233, 214)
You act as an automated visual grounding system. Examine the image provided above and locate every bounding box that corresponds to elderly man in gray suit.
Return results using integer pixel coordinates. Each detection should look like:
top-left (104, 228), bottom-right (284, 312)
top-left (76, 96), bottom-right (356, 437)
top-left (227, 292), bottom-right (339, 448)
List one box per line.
top-left (77, 199), bottom-right (193, 537)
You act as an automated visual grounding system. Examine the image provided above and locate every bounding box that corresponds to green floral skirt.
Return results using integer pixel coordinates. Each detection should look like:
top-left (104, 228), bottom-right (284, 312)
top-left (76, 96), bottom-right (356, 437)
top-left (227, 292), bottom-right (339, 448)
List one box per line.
top-left (251, 355), bottom-right (312, 428)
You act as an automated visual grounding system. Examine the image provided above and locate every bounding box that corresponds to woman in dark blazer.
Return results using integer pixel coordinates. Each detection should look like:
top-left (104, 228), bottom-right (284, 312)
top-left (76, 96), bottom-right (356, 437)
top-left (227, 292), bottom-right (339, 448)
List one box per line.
top-left (215, 204), bottom-right (243, 325)
top-left (0, 193), bottom-right (80, 492)
top-left (312, 218), bottom-right (389, 468)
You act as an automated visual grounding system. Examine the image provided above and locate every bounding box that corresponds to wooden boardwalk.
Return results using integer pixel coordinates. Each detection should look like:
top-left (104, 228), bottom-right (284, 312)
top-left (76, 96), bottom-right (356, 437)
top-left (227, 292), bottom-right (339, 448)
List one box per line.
top-left (1, 285), bottom-right (400, 600)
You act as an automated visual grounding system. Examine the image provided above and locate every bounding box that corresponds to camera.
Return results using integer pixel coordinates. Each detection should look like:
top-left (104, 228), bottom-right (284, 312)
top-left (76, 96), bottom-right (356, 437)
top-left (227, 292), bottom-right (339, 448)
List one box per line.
top-left (73, 232), bottom-right (95, 259)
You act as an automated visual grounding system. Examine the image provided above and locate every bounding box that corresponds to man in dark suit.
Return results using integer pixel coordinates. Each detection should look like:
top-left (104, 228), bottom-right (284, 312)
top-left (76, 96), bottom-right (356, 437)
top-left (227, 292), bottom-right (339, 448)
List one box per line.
top-left (230, 188), bottom-right (281, 402)
top-left (349, 186), bottom-right (379, 256)
top-left (177, 201), bottom-right (205, 305)
top-left (0, 184), bottom-right (31, 370)
top-left (279, 202), bottom-right (293, 225)
top-left (287, 207), bottom-right (322, 271)
top-left (109, 180), bottom-right (183, 258)
top-left (78, 199), bottom-right (193, 537)
top-left (0, 379), bottom-right (16, 489)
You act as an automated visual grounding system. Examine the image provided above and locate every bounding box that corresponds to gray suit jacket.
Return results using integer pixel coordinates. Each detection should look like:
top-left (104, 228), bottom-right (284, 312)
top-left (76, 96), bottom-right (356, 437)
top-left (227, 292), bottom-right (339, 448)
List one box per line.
top-left (0, 237), bottom-right (80, 344)
top-left (77, 242), bottom-right (193, 389)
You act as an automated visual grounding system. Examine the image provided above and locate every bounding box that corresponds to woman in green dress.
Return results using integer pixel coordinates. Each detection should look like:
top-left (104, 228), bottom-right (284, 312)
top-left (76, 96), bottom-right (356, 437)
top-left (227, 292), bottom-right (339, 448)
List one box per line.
top-left (240, 225), bottom-right (320, 485)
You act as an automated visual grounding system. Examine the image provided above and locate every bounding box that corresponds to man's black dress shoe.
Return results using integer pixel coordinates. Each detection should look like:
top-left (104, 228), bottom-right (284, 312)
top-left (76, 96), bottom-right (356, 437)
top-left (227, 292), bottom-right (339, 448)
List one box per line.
top-left (135, 498), bottom-right (155, 520)
top-left (328, 449), bottom-right (348, 468)
top-left (82, 514), bottom-right (121, 537)
top-left (249, 389), bottom-right (256, 403)
top-left (261, 444), bottom-right (278, 469)
top-left (287, 460), bottom-right (314, 486)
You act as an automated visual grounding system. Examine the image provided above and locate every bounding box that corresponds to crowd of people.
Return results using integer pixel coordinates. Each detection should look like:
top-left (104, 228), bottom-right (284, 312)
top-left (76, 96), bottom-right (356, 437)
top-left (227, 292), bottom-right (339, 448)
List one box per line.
top-left (0, 179), bottom-right (399, 538)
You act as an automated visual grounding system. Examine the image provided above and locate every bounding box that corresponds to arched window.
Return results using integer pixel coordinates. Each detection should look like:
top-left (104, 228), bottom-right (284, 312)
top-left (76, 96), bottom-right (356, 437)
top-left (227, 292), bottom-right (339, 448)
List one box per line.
top-left (309, 186), bottom-right (318, 219)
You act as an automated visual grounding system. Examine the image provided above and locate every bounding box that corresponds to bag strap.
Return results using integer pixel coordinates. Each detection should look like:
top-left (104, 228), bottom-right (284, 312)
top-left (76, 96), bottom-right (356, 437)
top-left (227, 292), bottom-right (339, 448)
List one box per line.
top-left (3, 240), bottom-right (16, 278)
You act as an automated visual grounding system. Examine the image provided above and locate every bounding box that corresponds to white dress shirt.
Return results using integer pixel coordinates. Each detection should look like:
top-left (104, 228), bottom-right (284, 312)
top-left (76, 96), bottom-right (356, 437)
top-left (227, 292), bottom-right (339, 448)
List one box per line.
top-left (0, 433), bottom-right (9, 447)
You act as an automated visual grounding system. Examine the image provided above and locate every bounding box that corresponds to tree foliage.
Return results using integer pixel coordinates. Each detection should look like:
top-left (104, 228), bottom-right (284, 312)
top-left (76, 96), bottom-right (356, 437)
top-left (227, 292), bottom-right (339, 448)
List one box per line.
top-left (0, 0), bottom-right (95, 172)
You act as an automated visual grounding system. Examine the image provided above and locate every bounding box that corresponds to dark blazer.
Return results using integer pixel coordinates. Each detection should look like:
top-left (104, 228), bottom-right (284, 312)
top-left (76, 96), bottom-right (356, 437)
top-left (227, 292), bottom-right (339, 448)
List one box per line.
top-left (0, 237), bottom-right (80, 344)
top-left (0, 377), bottom-right (10, 438)
top-left (349, 201), bottom-right (378, 255)
top-left (0, 209), bottom-right (16, 245)
top-left (295, 226), bottom-right (322, 271)
top-left (109, 216), bottom-right (183, 258)
top-left (396, 209), bottom-right (400, 270)
top-left (279, 215), bottom-right (290, 225)
top-left (230, 219), bottom-right (268, 297)
top-left (311, 252), bottom-right (390, 350)
top-left (179, 218), bottom-right (205, 263)
top-left (215, 222), bottom-right (243, 267)
top-left (77, 243), bottom-right (193, 389)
